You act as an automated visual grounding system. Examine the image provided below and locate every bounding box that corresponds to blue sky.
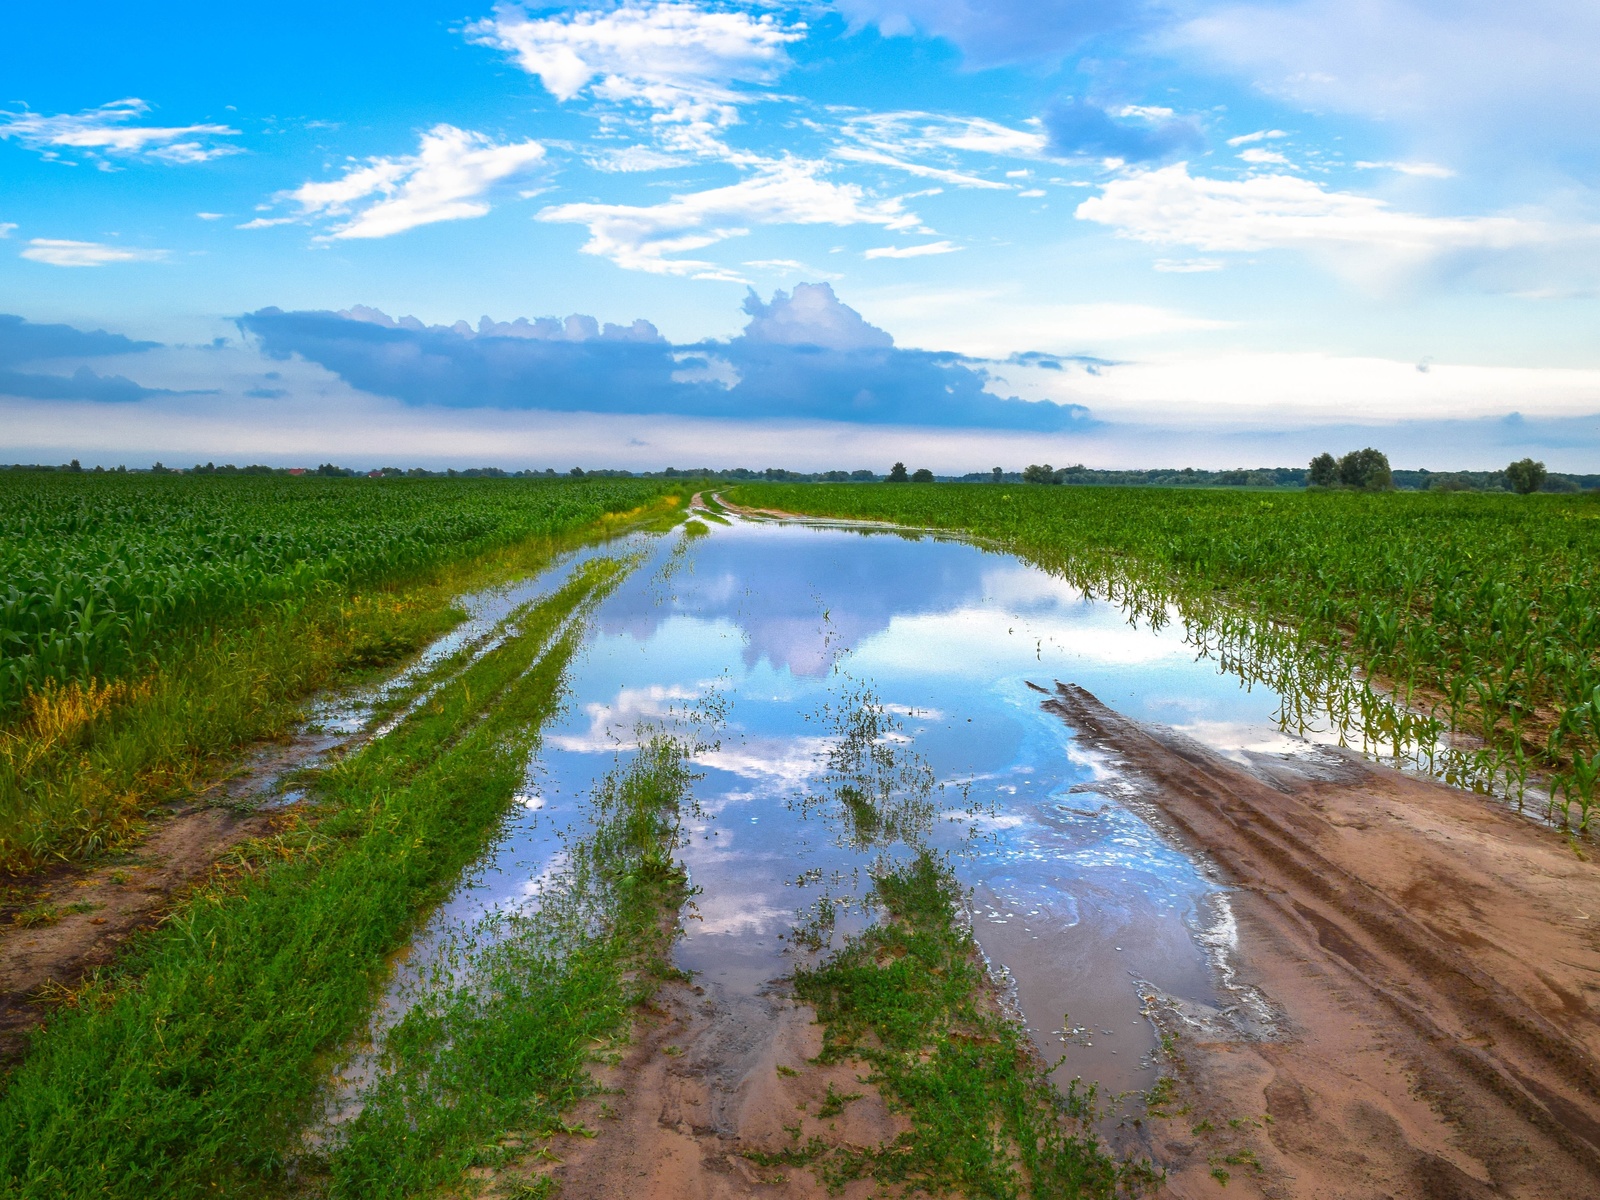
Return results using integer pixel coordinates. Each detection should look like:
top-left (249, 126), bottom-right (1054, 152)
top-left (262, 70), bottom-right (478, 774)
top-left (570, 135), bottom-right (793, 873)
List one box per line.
top-left (2, 1), bottom-right (1598, 470)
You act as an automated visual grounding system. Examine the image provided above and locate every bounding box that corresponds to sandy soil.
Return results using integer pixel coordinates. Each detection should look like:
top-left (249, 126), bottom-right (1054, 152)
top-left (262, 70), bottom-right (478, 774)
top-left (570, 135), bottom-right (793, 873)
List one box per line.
top-left (0, 730), bottom-right (341, 1062)
top-left (486, 978), bottom-right (908, 1199)
top-left (1045, 683), bottom-right (1600, 1199)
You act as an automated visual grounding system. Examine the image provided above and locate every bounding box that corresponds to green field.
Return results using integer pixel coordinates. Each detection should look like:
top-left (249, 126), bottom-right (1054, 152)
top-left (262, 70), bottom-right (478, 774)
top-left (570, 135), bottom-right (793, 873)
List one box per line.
top-left (3, 474), bottom-right (1597, 1198)
top-left (0, 473), bottom-right (675, 871)
top-left (729, 483), bottom-right (1600, 833)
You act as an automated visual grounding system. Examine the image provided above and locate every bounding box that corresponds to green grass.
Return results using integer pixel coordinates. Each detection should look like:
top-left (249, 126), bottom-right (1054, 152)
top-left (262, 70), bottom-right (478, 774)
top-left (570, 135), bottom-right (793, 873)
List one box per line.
top-left (322, 737), bottom-right (694, 1199)
top-left (782, 852), bottom-right (1151, 1198)
top-left (0, 553), bottom-right (636, 1198)
top-left (730, 483), bottom-right (1600, 831)
top-left (0, 478), bottom-right (682, 872)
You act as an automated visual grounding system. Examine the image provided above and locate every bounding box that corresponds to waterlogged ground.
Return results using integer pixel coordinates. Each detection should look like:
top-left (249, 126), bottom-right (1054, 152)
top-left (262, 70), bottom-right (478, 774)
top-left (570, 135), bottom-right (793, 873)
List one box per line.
top-left (386, 508), bottom-right (1361, 1101)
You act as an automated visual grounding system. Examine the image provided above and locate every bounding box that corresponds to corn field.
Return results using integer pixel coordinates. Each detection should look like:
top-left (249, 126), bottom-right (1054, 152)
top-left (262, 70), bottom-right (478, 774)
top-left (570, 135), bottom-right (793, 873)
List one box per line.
top-left (0, 472), bottom-right (668, 715)
top-left (733, 483), bottom-right (1600, 834)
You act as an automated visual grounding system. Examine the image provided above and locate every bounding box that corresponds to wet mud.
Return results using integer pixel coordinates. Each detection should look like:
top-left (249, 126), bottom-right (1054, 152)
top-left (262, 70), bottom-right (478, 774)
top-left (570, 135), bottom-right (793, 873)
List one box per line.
top-left (487, 977), bottom-right (907, 1199)
top-left (1045, 683), bottom-right (1600, 1198)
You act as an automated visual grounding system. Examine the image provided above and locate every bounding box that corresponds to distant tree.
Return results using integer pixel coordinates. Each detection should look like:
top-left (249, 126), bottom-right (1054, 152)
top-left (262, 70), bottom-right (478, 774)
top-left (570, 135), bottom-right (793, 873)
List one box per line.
top-left (851, 469), bottom-right (876, 481)
top-left (1307, 452), bottom-right (1338, 487)
top-left (911, 467), bottom-right (935, 483)
top-left (68, 458), bottom-right (82, 472)
top-left (1505, 458), bottom-right (1547, 494)
top-left (991, 466), bottom-right (1003, 483)
top-left (887, 462), bottom-right (909, 482)
top-left (1337, 447), bottom-right (1392, 491)
top-left (569, 466), bottom-right (585, 477)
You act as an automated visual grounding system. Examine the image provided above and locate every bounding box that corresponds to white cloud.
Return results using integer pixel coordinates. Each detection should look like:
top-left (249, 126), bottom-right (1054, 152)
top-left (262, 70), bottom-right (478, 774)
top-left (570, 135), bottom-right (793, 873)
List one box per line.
top-left (864, 240), bottom-right (959, 259)
top-left (1017, 187), bottom-right (1046, 198)
top-left (0, 223), bottom-right (15, 239)
top-left (539, 158), bottom-right (918, 278)
top-left (1226, 129), bottom-right (1287, 146)
top-left (1074, 164), bottom-right (1577, 277)
top-left (1154, 257), bottom-right (1224, 272)
top-left (195, 212), bottom-right (225, 221)
top-left (1354, 160), bottom-right (1456, 179)
top-left (0, 99), bottom-right (239, 164)
top-left (1238, 147), bottom-right (1289, 165)
top-left (842, 111), bottom-right (1048, 159)
top-left (1118, 104), bottom-right (1176, 120)
top-left (275, 125), bottom-right (545, 239)
top-left (19, 239), bottom-right (167, 267)
top-left (470, 1), bottom-right (799, 155)
top-left (834, 145), bottom-right (1009, 189)
top-left (743, 258), bottom-right (841, 280)
top-left (584, 145), bottom-right (691, 173)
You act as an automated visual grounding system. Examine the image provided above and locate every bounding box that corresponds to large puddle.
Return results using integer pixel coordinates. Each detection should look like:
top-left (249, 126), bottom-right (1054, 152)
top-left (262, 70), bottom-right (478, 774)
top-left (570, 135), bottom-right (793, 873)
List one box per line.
top-left (380, 508), bottom-right (1364, 1101)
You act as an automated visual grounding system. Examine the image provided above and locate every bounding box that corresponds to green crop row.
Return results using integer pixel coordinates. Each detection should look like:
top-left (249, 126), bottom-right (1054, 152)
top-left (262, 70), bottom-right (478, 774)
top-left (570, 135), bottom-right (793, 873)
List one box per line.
top-left (729, 484), bottom-right (1600, 833)
top-left (0, 474), bottom-right (672, 714)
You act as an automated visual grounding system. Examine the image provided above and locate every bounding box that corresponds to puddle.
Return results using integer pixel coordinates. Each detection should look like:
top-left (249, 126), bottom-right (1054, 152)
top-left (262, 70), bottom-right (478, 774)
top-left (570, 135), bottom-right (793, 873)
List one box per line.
top-left (379, 510), bottom-right (1404, 1104)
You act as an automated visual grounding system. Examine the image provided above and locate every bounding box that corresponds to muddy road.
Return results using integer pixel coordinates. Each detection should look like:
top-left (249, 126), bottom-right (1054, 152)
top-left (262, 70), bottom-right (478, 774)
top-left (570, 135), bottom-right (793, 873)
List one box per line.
top-left (1045, 683), bottom-right (1600, 1198)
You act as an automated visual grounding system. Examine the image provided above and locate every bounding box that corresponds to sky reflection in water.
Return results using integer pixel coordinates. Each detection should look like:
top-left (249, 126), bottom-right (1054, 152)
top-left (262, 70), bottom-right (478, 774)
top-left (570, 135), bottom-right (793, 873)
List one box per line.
top-left (438, 515), bottom-right (1308, 1094)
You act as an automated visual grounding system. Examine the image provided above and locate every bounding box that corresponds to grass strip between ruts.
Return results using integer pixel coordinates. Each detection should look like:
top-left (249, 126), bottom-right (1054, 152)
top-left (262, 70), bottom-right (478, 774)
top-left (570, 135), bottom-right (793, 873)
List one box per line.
top-left (783, 852), bottom-right (1155, 1199)
top-left (0, 553), bottom-right (635, 1198)
top-left (322, 737), bottom-right (695, 1199)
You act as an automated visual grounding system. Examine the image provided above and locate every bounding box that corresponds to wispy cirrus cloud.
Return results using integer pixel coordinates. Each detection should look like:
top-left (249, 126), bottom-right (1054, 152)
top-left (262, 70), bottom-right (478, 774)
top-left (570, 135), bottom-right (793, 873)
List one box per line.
top-left (470, 1), bottom-right (800, 158)
top-left (246, 125), bottom-right (545, 239)
top-left (863, 240), bottom-right (958, 259)
top-left (539, 158), bottom-right (919, 279)
top-left (20, 239), bottom-right (168, 267)
top-left (0, 99), bottom-right (240, 167)
top-left (1075, 164), bottom-right (1589, 281)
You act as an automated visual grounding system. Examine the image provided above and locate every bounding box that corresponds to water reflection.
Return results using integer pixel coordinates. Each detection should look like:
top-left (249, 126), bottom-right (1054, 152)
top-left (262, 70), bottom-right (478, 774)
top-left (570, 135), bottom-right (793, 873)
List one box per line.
top-left (431, 514), bottom-right (1327, 1095)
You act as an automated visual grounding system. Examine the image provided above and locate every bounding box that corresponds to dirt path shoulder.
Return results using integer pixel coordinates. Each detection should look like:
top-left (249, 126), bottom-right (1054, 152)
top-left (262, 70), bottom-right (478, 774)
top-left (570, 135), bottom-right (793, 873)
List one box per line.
top-left (1045, 683), bottom-right (1600, 1199)
top-left (0, 728), bottom-right (346, 1063)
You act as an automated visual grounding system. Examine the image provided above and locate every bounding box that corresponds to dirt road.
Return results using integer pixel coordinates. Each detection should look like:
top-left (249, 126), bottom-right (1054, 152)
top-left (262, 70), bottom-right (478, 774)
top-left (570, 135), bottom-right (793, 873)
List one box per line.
top-left (1045, 683), bottom-right (1600, 1198)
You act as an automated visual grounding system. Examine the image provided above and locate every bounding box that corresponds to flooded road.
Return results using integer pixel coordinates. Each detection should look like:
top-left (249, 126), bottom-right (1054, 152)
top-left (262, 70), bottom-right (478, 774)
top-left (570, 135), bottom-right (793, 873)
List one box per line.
top-left (414, 509), bottom-right (1345, 1098)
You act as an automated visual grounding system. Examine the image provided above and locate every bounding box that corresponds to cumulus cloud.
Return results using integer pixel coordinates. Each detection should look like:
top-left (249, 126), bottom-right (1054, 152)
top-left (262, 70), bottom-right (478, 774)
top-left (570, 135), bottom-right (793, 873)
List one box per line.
top-left (236, 287), bottom-right (1091, 431)
top-left (539, 159), bottom-right (918, 278)
top-left (741, 283), bottom-right (893, 349)
top-left (1044, 99), bottom-right (1203, 163)
top-left (0, 99), bottom-right (240, 165)
top-left (834, 0), bottom-right (1139, 67)
top-left (259, 125), bottom-right (545, 239)
top-left (470, 1), bottom-right (799, 156)
top-left (20, 239), bottom-right (168, 267)
top-left (1074, 164), bottom-right (1585, 280)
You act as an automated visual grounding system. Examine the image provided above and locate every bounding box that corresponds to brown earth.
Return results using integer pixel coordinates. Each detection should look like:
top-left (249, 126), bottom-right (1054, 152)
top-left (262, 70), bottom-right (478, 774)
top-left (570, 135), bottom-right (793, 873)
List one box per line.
top-left (483, 978), bottom-right (909, 1200)
top-left (0, 728), bottom-right (344, 1063)
top-left (1045, 683), bottom-right (1600, 1199)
